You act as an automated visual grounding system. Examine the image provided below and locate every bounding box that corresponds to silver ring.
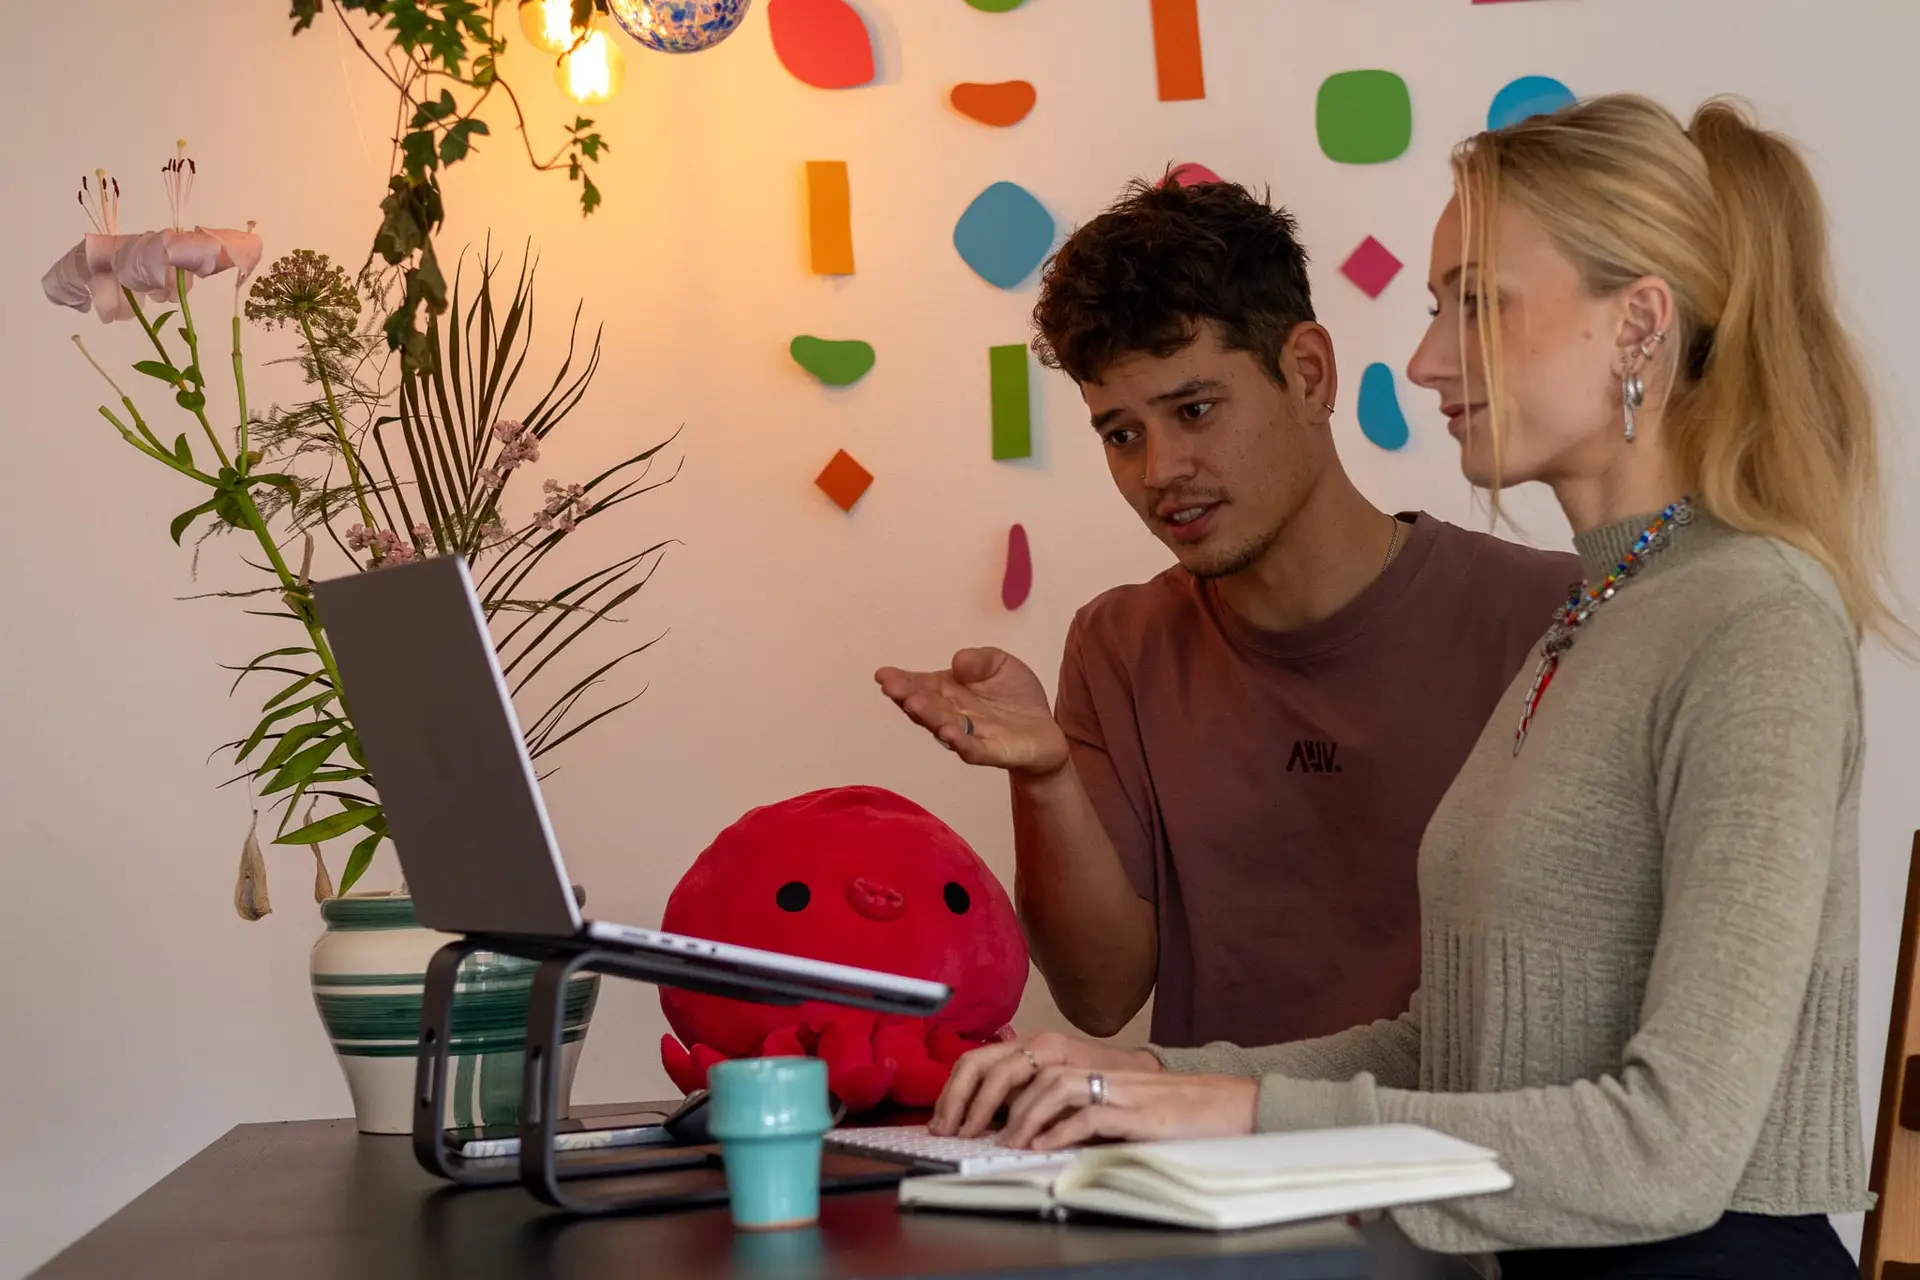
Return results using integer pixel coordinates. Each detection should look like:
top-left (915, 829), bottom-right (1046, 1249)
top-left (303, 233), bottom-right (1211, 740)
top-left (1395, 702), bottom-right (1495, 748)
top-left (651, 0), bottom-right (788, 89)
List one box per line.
top-left (1022, 1048), bottom-right (1038, 1072)
top-left (960, 714), bottom-right (975, 736)
top-left (1088, 1072), bottom-right (1107, 1107)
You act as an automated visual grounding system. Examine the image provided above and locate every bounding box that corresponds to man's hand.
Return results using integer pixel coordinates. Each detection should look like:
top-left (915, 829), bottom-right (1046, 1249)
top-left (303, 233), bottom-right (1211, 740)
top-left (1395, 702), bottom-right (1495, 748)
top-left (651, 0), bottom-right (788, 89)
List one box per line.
top-left (929, 1030), bottom-right (1161, 1138)
top-left (875, 648), bottom-right (1070, 778)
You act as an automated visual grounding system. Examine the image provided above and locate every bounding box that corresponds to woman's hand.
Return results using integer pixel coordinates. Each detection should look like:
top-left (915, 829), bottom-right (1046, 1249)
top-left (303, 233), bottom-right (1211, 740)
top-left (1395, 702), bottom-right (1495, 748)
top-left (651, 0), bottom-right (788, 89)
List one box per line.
top-left (929, 1030), bottom-right (1161, 1138)
top-left (1000, 1069), bottom-right (1258, 1152)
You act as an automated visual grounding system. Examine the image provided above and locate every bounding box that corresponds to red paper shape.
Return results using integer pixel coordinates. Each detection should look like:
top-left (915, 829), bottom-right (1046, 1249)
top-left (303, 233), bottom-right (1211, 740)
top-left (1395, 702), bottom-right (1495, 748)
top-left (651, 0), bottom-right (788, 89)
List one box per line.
top-left (815, 449), bottom-right (873, 511)
top-left (1340, 236), bottom-right (1403, 299)
top-left (768, 0), bottom-right (874, 90)
top-left (1165, 161), bottom-right (1221, 188)
top-left (950, 80), bottom-right (1037, 127)
top-left (1001, 524), bottom-right (1032, 610)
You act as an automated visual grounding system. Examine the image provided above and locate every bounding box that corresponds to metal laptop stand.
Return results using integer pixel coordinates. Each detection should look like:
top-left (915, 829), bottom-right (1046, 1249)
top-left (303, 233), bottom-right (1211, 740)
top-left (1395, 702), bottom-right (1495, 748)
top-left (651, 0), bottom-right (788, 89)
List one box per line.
top-left (412, 934), bottom-right (926, 1214)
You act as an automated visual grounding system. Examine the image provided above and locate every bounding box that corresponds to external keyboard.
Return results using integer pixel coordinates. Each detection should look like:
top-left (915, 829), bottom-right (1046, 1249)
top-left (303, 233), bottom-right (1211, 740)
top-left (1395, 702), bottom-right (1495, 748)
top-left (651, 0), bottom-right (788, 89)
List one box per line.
top-left (825, 1125), bottom-right (1080, 1176)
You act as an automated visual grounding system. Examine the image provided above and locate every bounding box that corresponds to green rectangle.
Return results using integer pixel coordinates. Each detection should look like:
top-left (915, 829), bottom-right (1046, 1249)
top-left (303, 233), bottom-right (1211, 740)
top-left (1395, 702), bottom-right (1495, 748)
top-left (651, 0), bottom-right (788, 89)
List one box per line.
top-left (989, 344), bottom-right (1031, 460)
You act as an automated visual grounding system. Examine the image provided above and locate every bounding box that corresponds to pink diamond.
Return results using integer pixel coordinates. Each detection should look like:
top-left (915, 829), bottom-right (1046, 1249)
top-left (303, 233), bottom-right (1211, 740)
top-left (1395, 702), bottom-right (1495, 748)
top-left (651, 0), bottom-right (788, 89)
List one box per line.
top-left (1340, 236), bottom-right (1403, 299)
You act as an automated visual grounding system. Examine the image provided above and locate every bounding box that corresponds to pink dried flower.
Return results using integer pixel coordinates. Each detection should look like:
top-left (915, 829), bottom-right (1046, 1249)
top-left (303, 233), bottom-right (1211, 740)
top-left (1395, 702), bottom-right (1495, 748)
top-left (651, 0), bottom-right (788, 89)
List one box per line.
top-left (492, 418), bottom-right (528, 442)
top-left (344, 523), bottom-right (374, 551)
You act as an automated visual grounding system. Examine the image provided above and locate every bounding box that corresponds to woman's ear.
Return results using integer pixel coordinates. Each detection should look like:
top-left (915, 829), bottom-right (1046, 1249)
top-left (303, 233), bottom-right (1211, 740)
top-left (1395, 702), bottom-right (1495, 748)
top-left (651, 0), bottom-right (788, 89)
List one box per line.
top-left (1615, 276), bottom-right (1678, 370)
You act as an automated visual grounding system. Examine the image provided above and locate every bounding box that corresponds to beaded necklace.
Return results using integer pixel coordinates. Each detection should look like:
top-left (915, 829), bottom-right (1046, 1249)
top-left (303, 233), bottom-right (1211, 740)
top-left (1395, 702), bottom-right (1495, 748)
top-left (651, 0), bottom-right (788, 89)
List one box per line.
top-left (1513, 497), bottom-right (1694, 756)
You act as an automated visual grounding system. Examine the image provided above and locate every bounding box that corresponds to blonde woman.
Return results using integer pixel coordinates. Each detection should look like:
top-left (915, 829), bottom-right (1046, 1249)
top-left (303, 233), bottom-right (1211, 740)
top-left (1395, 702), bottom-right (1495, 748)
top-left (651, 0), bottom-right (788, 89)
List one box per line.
top-left (928, 95), bottom-right (1884, 1277)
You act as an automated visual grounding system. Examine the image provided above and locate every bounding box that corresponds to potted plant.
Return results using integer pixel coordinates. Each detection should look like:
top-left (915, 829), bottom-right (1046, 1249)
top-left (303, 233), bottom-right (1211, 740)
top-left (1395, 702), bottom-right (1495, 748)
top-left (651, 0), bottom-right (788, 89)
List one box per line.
top-left (40, 152), bottom-right (677, 1132)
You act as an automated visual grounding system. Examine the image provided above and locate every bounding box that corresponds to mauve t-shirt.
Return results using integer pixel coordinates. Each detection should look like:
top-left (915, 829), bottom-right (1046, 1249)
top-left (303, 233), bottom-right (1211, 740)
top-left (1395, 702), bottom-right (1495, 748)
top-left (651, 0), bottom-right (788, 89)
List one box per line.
top-left (1054, 513), bottom-right (1576, 1050)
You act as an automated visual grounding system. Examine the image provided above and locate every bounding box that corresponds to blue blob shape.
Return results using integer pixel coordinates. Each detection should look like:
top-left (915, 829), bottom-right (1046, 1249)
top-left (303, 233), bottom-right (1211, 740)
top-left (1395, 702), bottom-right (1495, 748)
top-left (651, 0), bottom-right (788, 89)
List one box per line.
top-left (953, 182), bottom-right (1055, 289)
top-left (1357, 363), bottom-right (1410, 452)
top-left (1488, 75), bottom-right (1576, 131)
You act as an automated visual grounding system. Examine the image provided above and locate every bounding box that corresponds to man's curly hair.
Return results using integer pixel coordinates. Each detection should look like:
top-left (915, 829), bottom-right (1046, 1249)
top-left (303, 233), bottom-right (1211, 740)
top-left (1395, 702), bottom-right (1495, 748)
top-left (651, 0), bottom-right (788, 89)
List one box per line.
top-left (1031, 176), bottom-right (1316, 386)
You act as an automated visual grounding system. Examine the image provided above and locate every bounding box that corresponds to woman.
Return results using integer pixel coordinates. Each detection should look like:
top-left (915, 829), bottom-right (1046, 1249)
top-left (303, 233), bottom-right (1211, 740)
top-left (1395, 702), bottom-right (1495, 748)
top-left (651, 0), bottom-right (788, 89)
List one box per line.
top-left (928, 95), bottom-right (1887, 1277)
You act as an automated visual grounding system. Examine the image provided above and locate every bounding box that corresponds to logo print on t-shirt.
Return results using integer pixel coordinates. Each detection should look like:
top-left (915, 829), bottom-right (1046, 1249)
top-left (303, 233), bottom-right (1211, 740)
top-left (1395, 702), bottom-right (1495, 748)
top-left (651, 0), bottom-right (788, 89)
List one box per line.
top-left (1286, 739), bottom-right (1342, 774)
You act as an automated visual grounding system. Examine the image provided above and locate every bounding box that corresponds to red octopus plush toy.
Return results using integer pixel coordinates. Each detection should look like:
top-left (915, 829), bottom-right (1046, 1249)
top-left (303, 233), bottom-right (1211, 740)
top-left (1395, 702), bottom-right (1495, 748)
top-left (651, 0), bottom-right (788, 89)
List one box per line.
top-left (660, 786), bottom-right (1027, 1113)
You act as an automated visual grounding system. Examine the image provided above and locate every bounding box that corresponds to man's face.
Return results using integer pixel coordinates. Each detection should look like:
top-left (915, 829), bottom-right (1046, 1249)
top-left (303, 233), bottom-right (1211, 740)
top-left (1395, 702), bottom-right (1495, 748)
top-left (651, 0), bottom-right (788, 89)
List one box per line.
top-left (1081, 323), bottom-right (1324, 579)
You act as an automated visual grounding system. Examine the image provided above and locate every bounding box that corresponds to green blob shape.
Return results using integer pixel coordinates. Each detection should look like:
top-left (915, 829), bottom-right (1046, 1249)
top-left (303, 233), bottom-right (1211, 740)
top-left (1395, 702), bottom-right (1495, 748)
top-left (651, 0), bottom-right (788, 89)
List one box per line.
top-left (964, 0), bottom-right (1026, 10)
top-left (789, 335), bottom-right (876, 387)
top-left (1316, 70), bottom-right (1412, 165)
top-left (989, 344), bottom-right (1031, 460)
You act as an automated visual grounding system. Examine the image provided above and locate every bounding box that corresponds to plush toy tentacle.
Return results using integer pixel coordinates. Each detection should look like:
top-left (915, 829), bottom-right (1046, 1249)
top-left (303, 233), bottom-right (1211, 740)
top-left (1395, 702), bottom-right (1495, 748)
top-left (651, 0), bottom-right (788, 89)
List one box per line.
top-left (875, 1020), bottom-right (952, 1108)
top-left (759, 1026), bottom-right (807, 1057)
top-left (661, 1033), bottom-right (706, 1096)
top-left (808, 1010), bottom-right (894, 1112)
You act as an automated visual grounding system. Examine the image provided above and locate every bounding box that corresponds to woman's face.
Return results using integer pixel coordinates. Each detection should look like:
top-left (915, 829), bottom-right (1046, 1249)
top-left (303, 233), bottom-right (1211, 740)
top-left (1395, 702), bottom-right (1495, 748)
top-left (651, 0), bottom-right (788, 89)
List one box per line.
top-left (1407, 195), bottom-right (1625, 489)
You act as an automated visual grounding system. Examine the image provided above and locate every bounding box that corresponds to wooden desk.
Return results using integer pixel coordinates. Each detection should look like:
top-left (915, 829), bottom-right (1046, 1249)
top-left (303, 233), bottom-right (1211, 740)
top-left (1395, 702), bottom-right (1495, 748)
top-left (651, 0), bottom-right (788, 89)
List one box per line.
top-left (25, 1117), bottom-right (1473, 1279)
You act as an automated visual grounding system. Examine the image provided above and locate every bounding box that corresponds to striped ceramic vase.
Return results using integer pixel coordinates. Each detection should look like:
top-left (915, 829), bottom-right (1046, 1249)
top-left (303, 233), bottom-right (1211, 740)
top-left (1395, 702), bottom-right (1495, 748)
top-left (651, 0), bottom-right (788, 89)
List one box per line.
top-left (310, 892), bottom-right (600, 1134)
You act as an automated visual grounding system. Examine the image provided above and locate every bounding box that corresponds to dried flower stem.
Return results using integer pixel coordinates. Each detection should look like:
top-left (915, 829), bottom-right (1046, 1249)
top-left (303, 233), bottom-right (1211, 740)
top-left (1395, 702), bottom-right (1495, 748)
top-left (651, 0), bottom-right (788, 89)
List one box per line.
top-left (297, 312), bottom-right (381, 545)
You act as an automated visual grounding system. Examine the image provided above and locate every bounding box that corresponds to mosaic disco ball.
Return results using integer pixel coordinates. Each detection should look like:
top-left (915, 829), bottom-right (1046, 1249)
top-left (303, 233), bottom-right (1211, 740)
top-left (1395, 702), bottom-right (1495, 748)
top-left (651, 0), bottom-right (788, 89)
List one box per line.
top-left (607, 0), bottom-right (752, 53)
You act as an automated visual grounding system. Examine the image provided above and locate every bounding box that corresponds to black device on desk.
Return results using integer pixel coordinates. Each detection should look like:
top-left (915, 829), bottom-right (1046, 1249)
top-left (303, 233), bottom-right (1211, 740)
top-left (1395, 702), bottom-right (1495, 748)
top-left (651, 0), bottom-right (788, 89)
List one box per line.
top-left (311, 555), bottom-right (951, 1213)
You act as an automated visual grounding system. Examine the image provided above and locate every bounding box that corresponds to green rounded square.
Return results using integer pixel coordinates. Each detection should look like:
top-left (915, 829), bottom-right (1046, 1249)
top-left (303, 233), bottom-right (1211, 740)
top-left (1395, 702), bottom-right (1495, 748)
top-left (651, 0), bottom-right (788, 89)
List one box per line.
top-left (1317, 70), bottom-right (1413, 165)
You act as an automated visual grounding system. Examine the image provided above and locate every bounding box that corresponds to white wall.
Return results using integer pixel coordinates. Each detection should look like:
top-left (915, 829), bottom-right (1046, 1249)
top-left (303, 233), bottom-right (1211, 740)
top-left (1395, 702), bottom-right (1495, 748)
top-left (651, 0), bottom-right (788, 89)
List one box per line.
top-left (3, 0), bottom-right (1917, 1273)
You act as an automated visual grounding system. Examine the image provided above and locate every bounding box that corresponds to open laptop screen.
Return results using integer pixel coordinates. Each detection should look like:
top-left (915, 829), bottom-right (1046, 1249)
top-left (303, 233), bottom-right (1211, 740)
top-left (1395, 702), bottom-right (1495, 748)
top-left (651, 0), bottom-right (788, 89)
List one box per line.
top-left (312, 556), bottom-right (582, 939)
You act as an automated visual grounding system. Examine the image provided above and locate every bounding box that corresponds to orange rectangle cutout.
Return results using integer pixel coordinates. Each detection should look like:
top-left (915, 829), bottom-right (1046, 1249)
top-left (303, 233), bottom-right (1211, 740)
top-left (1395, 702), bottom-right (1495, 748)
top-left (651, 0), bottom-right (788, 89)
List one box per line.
top-left (806, 160), bottom-right (855, 275)
top-left (1150, 0), bottom-right (1205, 102)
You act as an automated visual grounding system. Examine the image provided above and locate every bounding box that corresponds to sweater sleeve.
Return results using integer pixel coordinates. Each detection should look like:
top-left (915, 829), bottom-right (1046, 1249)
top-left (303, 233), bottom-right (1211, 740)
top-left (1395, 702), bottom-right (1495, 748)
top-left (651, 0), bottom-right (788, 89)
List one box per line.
top-left (1244, 587), bottom-right (1860, 1254)
top-left (1147, 1004), bottom-right (1423, 1088)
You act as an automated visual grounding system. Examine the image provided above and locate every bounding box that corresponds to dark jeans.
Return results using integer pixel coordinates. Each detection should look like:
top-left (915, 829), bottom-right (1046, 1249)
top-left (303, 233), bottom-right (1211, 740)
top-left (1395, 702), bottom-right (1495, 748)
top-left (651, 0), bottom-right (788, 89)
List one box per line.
top-left (1497, 1212), bottom-right (1855, 1280)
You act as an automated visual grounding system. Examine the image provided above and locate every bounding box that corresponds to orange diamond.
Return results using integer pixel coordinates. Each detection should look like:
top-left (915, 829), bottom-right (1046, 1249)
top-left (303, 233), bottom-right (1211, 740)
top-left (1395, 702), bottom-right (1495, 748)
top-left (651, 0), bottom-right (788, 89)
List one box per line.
top-left (815, 449), bottom-right (873, 512)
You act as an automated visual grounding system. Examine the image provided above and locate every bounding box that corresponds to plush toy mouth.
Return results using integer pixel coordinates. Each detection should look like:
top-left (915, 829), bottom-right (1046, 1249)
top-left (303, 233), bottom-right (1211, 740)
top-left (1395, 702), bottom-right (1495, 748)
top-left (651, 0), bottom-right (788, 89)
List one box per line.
top-left (846, 876), bottom-right (906, 922)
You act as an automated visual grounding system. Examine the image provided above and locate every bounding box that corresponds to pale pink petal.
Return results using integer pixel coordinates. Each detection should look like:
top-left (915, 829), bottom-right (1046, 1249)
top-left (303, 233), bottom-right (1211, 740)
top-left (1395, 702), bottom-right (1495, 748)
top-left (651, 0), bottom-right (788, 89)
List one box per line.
top-left (147, 270), bottom-right (193, 303)
top-left (199, 226), bottom-right (263, 279)
top-left (42, 241), bottom-right (93, 311)
top-left (89, 273), bottom-right (133, 323)
top-left (165, 228), bottom-right (225, 277)
top-left (113, 231), bottom-right (173, 294)
top-left (84, 232), bottom-right (132, 275)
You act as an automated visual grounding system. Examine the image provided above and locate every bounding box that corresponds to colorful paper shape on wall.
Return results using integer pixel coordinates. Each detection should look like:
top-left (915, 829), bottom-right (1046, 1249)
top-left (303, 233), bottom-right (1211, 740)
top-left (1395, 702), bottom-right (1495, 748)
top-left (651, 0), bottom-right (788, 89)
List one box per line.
top-left (1149, 0), bottom-right (1205, 101)
top-left (951, 81), bottom-right (1037, 127)
top-left (1316, 71), bottom-right (1412, 164)
top-left (1357, 362), bottom-right (1410, 451)
top-left (815, 449), bottom-right (874, 511)
top-left (989, 344), bottom-right (1032, 460)
top-left (806, 161), bottom-right (855, 275)
top-left (790, 336), bottom-right (875, 386)
top-left (1340, 236), bottom-right (1403, 299)
top-left (768, 0), bottom-right (874, 89)
top-left (1002, 524), bottom-right (1032, 610)
top-left (1487, 75), bottom-right (1575, 130)
top-left (1165, 161), bottom-right (1221, 187)
top-left (965, 0), bottom-right (1027, 10)
top-left (954, 182), bottom-right (1054, 289)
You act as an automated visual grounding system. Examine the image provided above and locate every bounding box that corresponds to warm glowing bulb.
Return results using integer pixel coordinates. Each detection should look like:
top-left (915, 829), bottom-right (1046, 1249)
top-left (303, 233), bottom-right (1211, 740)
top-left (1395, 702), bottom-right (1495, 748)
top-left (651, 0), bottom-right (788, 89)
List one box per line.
top-left (558, 26), bottom-right (625, 104)
top-left (519, 0), bottom-right (581, 55)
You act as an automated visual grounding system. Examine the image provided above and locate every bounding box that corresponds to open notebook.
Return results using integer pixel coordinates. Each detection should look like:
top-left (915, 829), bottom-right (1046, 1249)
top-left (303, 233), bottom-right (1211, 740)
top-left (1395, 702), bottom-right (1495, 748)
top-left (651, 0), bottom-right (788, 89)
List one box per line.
top-left (897, 1124), bottom-right (1511, 1230)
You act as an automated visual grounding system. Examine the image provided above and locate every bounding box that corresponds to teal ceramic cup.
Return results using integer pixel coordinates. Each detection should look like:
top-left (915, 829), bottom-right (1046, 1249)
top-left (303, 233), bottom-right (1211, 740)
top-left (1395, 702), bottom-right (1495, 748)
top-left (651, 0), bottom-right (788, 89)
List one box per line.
top-left (707, 1057), bottom-right (832, 1231)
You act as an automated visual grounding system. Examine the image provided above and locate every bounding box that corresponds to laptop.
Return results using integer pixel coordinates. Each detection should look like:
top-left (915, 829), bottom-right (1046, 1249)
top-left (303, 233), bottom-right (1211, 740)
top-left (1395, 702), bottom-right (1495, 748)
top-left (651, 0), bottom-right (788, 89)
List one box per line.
top-left (310, 554), bottom-right (950, 1019)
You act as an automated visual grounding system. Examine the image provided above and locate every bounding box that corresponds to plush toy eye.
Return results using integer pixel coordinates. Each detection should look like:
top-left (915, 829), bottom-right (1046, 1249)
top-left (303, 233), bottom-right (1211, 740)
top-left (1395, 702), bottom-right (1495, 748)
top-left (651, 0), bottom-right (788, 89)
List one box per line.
top-left (943, 882), bottom-right (971, 914)
top-left (776, 881), bottom-right (811, 912)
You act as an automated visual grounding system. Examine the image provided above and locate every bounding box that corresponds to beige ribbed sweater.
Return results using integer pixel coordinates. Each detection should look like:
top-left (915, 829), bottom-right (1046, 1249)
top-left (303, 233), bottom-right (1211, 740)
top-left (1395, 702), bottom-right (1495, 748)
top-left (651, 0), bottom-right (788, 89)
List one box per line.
top-left (1152, 513), bottom-right (1871, 1256)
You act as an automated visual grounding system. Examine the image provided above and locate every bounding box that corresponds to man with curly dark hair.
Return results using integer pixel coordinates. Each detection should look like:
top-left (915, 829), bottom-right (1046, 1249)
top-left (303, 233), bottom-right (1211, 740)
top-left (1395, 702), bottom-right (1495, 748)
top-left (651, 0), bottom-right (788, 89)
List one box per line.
top-left (879, 177), bottom-right (1572, 1049)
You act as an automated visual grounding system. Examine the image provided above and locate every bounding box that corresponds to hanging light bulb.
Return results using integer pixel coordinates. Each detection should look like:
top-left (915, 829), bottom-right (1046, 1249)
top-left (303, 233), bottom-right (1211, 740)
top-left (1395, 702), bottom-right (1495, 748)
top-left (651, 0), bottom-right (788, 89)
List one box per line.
top-left (518, 0), bottom-right (583, 55)
top-left (557, 23), bottom-right (626, 104)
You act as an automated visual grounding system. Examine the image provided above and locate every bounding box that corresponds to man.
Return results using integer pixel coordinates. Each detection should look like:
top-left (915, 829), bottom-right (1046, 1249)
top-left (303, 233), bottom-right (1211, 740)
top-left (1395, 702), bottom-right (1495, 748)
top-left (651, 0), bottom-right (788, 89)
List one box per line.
top-left (877, 178), bottom-right (1574, 1050)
